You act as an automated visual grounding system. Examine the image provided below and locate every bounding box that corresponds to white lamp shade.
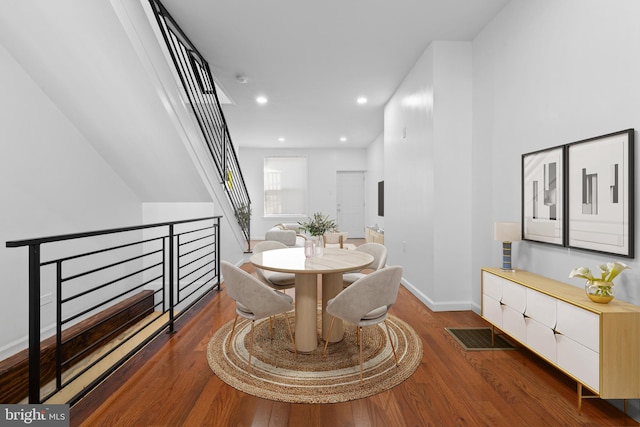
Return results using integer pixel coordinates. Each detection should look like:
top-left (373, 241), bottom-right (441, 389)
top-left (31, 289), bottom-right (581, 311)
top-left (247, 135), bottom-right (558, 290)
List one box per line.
top-left (494, 222), bottom-right (521, 242)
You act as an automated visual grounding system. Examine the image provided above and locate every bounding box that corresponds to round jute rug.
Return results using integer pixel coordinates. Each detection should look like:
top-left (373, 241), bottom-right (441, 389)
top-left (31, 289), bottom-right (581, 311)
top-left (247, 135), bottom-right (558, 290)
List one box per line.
top-left (206, 310), bottom-right (423, 404)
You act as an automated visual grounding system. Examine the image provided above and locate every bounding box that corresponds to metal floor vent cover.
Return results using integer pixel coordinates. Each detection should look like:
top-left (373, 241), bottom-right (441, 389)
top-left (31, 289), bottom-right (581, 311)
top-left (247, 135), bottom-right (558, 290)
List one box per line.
top-left (445, 327), bottom-right (515, 351)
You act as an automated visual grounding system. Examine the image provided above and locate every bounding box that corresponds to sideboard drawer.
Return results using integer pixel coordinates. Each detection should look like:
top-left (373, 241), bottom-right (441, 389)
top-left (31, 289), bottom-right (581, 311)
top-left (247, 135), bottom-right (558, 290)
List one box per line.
top-left (502, 304), bottom-right (526, 343)
top-left (525, 288), bottom-right (557, 328)
top-left (482, 294), bottom-right (502, 327)
top-left (557, 334), bottom-right (600, 392)
top-left (526, 317), bottom-right (556, 363)
top-left (502, 280), bottom-right (526, 313)
top-left (482, 271), bottom-right (502, 300)
top-left (556, 300), bottom-right (599, 352)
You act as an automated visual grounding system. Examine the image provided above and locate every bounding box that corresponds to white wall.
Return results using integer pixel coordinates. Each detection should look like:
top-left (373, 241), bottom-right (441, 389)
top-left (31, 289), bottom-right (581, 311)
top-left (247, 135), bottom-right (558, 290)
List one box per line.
top-left (238, 147), bottom-right (367, 239)
top-left (0, 43), bottom-right (143, 359)
top-left (473, 0), bottom-right (640, 305)
top-left (474, 1), bottom-right (640, 417)
top-left (365, 133), bottom-right (385, 230)
top-left (384, 41), bottom-right (473, 311)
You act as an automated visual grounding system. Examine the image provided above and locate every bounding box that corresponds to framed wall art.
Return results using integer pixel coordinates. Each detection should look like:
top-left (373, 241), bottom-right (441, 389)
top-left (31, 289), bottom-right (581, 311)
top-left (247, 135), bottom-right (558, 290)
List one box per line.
top-left (522, 146), bottom-right (565, 246)
top-left (566, 129), bottom-right (634, 257)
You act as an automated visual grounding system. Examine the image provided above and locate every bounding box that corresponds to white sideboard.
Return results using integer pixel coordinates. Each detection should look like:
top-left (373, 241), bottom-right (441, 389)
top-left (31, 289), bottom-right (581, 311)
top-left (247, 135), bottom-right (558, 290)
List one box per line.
top-left (481, 267), bottom-right (640, 410)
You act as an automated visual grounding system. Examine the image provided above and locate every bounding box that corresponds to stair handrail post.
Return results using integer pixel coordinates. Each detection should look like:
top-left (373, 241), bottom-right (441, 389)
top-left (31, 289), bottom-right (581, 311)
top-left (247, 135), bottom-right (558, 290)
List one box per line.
top-left (216, 218), bottom-right (221, 290)
top-left (28, 243), bottom-right (41, 403)
top-left (168, 224), bottom-right (175, 333)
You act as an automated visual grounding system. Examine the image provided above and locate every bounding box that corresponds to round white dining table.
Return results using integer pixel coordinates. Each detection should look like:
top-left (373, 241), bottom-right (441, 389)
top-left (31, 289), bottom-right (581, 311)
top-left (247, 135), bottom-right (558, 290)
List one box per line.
top-left (249, 247), bottom-right (374, 352)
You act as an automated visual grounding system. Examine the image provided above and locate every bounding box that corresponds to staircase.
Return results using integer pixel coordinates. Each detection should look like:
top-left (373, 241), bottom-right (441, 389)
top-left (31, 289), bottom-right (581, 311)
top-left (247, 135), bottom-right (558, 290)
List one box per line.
top-left (146, 0), bottom-right (252, 250)
top-left (2, 0), bottom-right (251, 406)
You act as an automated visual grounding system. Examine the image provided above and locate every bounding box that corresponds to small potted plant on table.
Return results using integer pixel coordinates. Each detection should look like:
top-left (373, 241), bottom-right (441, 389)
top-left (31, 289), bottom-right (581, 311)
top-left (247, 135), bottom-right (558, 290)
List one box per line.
top-left (298, 212), bottom-right (338, 253)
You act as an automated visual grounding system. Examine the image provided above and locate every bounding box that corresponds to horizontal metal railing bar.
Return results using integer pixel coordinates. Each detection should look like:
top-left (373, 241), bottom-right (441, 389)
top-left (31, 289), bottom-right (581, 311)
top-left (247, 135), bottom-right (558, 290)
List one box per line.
top-left (59, 312), bottom-right (170, 390)
top-left (177, 224), bottom-right (215, 237)
top-left (63, 316), bottom-right (169, 407)
top-left (178, 223), bottom-right (215, 233)
top-left (62, 273), bottom-right (161, 325)
top-left (179, 256), bottom-right (214, 281)
top-left (178, 249), bottom-right (215, 274)
top-left (62, 274), bottom-right (162, 327)
top-left (178, 241), bottom-right (214, 259)
top-left (63, 280), bottom-right (218, 407)
top-left (61, 262), bottom-right (162, 305)
top-left (40, 236), bottom-right (165, 267)
top-left (179, 264), bottom-right (214, 280)
top-left (60, 250), bottom-right (162, 283)
top-left (6, 216), bottom-right (221, 248)
top-left (177, 230), bottom-right (214, 247)
top-left (61, 291), bottom-right (160, 351)
top-left (179, 270), bottom-right (213, 294)
top-left (61, 303), bottom-right (159, 368)
top-left (179, 275), bottom-right (215, 302)
top-left (60, 276), bottom-right (162, 345)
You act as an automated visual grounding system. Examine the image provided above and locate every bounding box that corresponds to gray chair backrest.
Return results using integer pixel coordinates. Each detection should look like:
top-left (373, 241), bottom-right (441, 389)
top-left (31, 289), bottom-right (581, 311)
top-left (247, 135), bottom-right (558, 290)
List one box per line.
top-left (221, 261), bottom-right (293, 319)
top-left (355, 243), bottom-right (387, 271)
top-left (327, 265), bottom-right (403, 324)
top-left (253, 240), bottom-right (288, 253)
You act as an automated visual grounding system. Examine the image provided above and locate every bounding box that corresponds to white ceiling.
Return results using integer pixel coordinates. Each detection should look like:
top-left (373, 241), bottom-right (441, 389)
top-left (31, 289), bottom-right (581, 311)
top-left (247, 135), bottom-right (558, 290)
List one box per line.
top-left (160, 0), bottom-right (510, 149)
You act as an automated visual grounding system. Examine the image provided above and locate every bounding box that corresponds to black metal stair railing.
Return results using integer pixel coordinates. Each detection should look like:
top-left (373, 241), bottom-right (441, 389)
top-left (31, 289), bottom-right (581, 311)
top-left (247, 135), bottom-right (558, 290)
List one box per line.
top-left (148, 0), bottom-right (251, 249)
top-left (5, 216), bottom-right (221, 405)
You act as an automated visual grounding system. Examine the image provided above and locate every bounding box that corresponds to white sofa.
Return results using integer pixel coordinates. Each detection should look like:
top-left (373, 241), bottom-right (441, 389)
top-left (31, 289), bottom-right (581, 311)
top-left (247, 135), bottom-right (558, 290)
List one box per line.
top-left (264, 223), bottom-right (307, 247)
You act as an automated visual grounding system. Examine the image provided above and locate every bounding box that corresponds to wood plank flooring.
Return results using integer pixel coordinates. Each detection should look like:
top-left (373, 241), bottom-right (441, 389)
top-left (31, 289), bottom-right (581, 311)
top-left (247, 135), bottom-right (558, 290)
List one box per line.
top-left (70, 262), bottom-right (639, 426)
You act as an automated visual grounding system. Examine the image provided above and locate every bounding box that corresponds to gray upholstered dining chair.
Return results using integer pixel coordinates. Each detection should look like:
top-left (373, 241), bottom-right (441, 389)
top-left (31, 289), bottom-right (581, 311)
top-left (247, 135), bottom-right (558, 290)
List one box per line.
top-left (252, 240), bottom-right (295, 292)
top-left (342, 242), bottom-right (388, 287)
top-left (221, 261), bottom-right (296, 374)
top-left (322, 265), bottom-right (403, 382)
top-left (324, 231), bottom-right (348, 248)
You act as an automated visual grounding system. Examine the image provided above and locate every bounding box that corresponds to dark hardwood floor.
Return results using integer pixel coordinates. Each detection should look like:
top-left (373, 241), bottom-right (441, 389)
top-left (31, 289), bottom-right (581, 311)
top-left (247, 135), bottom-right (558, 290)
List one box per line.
top-left (70, 259), bottom-right (639, 426)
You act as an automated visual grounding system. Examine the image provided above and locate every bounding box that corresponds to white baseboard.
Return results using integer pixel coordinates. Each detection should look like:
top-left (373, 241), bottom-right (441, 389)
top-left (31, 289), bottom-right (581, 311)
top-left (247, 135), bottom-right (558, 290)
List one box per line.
top-left (401, 277), bottom-right (478, 313)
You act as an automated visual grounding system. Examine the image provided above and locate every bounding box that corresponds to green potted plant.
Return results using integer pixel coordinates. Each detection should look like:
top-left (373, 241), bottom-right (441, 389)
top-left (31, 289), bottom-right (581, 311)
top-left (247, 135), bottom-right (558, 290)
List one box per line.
top-left (234, 203), bottom-right (251, 231)
top-left (298, 212), bottom-right (337, 239)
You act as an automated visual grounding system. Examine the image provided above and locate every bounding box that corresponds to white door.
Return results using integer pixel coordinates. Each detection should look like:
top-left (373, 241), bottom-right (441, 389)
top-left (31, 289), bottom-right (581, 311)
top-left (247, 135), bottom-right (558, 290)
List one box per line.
top-left (336, 171), bottom-right (365, 238)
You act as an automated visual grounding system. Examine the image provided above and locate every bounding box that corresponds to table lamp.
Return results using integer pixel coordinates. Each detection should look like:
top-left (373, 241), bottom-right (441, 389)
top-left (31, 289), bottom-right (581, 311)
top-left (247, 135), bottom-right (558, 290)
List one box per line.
top-left (494, 222), bottom-right (521, 271)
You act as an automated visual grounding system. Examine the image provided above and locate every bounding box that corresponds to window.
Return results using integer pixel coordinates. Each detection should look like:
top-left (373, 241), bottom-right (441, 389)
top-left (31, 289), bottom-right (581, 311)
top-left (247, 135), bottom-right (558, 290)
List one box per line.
top-left (264, 157), bottom-right (307, 216)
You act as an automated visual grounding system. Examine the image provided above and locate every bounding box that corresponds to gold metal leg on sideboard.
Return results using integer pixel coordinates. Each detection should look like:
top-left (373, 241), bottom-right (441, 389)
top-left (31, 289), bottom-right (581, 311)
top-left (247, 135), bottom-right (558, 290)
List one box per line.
top-left (491, 325), bottom-right (495, 347)
top-left (578, 383), bottom-right (582, 414)
top-left (577, 382), bottom-right (600, 414)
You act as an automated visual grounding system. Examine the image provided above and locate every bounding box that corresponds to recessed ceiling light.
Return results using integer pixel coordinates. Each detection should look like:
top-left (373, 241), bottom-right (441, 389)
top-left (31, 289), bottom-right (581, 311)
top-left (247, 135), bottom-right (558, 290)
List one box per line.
top-left (278, 137), bottom-right (285, 142)
top-left (340, 137), bottom-right (347, 142)
top-left (357, 97), bottom-right (368, 104)
top-left (256, 96), bottom-right (268, 104)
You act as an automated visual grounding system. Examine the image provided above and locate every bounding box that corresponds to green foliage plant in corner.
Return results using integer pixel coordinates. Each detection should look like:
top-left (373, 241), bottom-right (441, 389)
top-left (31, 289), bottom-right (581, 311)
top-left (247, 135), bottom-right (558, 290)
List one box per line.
top-left (234, 203), bottom-right (251, 230)
top-left (298, 212), bottom-right (338, 237)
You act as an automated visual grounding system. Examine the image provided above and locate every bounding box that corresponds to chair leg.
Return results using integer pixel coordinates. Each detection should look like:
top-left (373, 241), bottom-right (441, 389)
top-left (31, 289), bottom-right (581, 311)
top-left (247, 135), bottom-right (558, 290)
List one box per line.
top-left (248, 320), bottom-right (255, 375)
top-left (322, 317), bottom-right (337, 357)
top-left (269, 316), bottom-right (274, 339)
top-left (226, 315), bottom-right (239, 353)
top-left (283, 312), bottom-right (297, 354)
top-left (384, 320), bottom-right (399, 366)
top-left (358, 326), bottom-right (363, 382)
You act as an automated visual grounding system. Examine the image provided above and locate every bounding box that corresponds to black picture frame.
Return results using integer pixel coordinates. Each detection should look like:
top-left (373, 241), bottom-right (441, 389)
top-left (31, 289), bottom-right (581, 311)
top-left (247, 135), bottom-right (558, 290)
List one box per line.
top-left (378, 181), bottom-right (384, 217)
top-left (566, 129), bottom-right (634, 258)
top-left (522, 145), bottom-right (565, 246)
